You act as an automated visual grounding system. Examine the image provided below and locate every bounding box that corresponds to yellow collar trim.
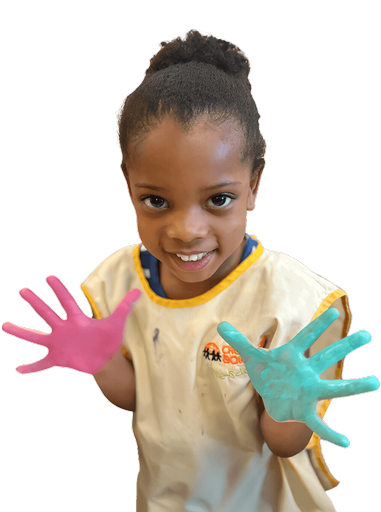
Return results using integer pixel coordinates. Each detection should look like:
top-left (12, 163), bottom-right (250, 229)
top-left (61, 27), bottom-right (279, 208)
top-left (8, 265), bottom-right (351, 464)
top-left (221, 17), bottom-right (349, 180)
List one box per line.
top-left (133, 235), bottom-right (264, 308)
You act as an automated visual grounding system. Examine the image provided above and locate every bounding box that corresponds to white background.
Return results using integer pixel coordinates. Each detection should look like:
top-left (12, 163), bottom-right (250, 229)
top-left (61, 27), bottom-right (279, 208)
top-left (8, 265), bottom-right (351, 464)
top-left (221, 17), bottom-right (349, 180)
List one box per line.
top-left (0, 5), bottom-right (381, 507)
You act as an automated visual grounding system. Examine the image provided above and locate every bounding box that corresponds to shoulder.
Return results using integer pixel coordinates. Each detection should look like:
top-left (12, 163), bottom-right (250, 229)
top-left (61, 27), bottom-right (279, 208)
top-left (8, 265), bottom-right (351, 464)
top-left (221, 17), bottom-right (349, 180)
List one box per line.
top-left (81, 243), bottom-right (140, 318)
top-left (259, 248), bottom-right (343, 298)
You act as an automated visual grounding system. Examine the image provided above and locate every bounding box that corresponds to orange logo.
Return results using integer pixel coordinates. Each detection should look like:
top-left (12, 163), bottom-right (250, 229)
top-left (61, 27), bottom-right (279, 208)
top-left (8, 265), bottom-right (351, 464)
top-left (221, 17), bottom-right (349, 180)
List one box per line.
top-left (222, 345), bottom-right (243, 365)
top-left (203, 342), bottom-right (222, 362)
top-left (203, 336), bottom-right (266, 366)
top-left (203, 342), bottom-right (242, 365)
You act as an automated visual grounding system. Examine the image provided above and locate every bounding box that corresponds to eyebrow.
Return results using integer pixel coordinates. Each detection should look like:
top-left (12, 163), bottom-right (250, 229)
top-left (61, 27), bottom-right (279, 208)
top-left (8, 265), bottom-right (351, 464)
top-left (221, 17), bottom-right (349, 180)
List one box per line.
top-left (134, 181), bottom-right (241, 192)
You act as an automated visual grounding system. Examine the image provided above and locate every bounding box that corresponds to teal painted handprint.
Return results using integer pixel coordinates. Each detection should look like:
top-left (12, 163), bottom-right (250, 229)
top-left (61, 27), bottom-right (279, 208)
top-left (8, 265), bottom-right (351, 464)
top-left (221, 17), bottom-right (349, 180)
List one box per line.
top-left (217, 308), bottom-right (379, 448)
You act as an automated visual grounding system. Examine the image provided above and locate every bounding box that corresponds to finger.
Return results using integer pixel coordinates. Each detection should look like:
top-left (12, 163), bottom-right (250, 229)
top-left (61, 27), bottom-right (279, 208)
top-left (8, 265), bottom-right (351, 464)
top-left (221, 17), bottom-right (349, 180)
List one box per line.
top-left (126, 288), bottom-right (141, 304)
top-left (289, 308), bottom-right (340, 353)
top-left (310, 330), bottom-right (372, 374)
top-left (2, 322), bottom-right (48, 346)
top-left (217, 322), bottom-right (267, 364)
top-left (46, 276), bottom-right (83, 318)
top-left (304, 410), bottom-right (349, 448)
top-left (319, 375), bottom-right (380, 400)
top-left (110, 288), bottom-right (141, 328)
top-left (19, 288), bottom-right (62, 328)
top-left (16, 354), bottom-right (54, 374)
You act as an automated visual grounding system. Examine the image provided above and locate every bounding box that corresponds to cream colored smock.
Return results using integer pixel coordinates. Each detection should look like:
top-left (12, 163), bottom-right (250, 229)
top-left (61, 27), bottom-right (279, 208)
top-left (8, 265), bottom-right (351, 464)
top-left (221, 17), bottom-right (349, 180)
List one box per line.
top-left (82, 236), bottom-right (351, 512)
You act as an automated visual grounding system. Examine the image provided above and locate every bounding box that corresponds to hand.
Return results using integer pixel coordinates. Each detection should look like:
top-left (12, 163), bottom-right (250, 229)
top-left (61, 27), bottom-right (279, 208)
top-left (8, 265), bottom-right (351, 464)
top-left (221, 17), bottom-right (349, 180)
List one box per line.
top-left (2, 276), bottom-right (141, 375)
top-left (217, 308), bottom-right (380, 447)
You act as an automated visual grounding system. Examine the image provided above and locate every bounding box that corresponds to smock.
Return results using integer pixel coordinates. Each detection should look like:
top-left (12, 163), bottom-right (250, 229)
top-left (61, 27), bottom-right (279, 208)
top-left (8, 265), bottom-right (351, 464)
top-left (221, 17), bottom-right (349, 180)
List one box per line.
top-left (81, 235), bottom-right (351, 511)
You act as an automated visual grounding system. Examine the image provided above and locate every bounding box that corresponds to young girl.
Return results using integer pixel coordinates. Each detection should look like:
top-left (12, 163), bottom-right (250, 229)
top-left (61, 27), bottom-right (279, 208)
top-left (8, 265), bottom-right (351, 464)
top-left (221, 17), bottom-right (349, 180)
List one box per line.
top-left (3, 30), bottom-right (379, 511)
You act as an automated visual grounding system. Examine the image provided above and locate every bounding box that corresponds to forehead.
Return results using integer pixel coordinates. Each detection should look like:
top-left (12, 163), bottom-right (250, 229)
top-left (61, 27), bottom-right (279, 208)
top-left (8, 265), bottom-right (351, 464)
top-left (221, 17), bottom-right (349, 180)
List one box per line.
top-left (128, 116), bottom-right (247, 184)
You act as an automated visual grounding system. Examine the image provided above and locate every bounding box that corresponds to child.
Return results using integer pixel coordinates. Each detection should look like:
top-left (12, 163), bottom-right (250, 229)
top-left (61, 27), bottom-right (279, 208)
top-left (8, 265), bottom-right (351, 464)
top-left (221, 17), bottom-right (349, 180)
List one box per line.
top-left (3, 30), bottom-right (379, 511)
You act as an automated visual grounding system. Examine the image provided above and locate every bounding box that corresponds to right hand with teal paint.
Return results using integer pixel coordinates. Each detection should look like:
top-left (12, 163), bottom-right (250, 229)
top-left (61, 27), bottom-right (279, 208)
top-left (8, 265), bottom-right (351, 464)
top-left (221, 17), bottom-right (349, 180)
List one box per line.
top-left (2, 276), bottom-right (141, 375)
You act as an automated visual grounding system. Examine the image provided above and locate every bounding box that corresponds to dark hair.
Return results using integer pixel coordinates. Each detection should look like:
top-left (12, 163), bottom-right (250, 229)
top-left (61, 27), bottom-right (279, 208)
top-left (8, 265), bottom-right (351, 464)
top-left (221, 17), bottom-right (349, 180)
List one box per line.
top-left (118, 30), bottom-right (266, 180)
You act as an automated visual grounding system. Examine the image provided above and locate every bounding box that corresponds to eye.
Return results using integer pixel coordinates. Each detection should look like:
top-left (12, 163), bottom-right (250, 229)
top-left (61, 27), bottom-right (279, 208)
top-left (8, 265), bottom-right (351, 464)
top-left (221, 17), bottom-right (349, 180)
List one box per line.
top-left (142, 195), bottom-right (168, 209)
top-left (207, 194), bottom-right (234, 208)
top-left (140, 193), bottom-right (235, 210)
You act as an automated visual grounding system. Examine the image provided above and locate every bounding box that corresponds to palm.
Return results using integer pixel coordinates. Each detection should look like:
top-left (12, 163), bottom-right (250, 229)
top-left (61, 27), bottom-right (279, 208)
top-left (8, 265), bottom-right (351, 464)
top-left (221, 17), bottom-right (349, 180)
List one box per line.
top-left (3, 276), bottom-right (140, 375)
top-left (217, 308), bottom-right (379, 447)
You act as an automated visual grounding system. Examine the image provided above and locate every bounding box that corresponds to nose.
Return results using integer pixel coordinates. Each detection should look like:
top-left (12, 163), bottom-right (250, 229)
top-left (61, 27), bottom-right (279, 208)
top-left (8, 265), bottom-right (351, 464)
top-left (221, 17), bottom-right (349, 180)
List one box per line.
top-left (166, 207), bottom-right (209, 242)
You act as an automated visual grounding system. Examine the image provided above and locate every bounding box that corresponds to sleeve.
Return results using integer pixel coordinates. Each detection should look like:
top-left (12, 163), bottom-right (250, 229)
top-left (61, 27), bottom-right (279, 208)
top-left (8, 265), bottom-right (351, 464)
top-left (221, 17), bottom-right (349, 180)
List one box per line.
top-left (81, 281), bottom-right (134, 361)
top-left (305, 292), bottom-right (352, 490)
top-left (80, 247), bottom-right (137, 362)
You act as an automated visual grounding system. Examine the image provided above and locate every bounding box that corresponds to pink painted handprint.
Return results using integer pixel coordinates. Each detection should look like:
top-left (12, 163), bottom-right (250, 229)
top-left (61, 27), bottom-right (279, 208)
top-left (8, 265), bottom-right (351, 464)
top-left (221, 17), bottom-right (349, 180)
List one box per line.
top-left (2, 276), bottom-right (140, 375)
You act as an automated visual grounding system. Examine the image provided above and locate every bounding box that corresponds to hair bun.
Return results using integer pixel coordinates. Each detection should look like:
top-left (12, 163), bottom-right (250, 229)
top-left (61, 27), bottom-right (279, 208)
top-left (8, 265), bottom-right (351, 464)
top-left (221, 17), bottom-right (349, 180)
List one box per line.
top-left (145, 29), bottom-right (250, 82)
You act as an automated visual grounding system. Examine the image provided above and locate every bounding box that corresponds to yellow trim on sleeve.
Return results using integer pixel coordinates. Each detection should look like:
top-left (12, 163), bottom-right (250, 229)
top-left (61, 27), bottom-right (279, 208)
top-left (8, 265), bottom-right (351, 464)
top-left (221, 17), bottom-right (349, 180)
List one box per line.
top-left (133, 235), bottom-right (264, 308)
top-left (306, 291), bottom-right (351, 489)
top-left (80, 283), bottom-right (133, 360)
top-left (81, 284), bottom-right (102, 319)
top-left (122, 345), bottom-right (133, 360)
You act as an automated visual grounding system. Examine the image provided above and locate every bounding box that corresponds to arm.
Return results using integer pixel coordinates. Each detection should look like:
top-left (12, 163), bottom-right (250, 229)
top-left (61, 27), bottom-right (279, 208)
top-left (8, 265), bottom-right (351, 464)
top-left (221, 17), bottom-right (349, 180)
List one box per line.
top-left (217, 309), bottom-right (379, 449)
top-left (93, 348), bottom-right (136, 411)
top-left (256, 391), bottom-right (312, 457)
top-left (254, 336), bottom-right (313, 457)
top-left (260, 409), bottom-right (312, 458)
top-left (2, 274), bottom-right (141, 412)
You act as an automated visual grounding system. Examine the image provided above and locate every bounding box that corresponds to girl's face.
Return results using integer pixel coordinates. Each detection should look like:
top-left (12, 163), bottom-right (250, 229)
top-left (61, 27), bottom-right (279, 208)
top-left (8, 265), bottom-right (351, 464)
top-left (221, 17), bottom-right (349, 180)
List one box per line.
top-left (126, 116), bottom-right (261, 299)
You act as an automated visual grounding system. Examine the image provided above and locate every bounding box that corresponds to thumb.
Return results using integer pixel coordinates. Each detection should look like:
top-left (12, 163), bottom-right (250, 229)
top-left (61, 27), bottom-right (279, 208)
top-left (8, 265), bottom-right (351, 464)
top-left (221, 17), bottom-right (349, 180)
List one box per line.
top-left (305, 411), bottom-right (350, 448)
top-left (16, 353), bottom-right (54, 374)
top-left (217, 322), bottom-right (266, 364)
top-left (110, 288), bottom-right (141, 327)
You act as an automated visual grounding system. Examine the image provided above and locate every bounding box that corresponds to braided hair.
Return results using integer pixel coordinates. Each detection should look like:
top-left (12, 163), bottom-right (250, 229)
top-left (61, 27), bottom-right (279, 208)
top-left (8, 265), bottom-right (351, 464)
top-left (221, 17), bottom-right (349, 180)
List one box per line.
top-left (118, 30), bottom-right (266, 180)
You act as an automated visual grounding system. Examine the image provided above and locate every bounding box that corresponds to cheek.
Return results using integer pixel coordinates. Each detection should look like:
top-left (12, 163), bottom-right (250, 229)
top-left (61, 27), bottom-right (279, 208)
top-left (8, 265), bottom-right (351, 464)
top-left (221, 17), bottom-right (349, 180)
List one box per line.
top-left (136, 216), bottom-right (163, 243)
top-left (134, 214), bottom-right (147, 234)
top-left (223, 202), bottom-right (247, 228)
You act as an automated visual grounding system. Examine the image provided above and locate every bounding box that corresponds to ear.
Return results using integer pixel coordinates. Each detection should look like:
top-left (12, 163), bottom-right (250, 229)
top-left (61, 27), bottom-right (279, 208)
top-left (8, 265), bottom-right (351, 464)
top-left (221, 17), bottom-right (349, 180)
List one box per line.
top-left (247, 169), bottom-right (263, 211)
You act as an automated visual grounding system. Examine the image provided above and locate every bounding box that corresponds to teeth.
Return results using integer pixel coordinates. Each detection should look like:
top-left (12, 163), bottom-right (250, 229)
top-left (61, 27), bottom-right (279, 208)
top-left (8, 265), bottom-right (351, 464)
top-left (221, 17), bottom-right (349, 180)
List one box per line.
top-left (176, 252), bottom-right (209, 262)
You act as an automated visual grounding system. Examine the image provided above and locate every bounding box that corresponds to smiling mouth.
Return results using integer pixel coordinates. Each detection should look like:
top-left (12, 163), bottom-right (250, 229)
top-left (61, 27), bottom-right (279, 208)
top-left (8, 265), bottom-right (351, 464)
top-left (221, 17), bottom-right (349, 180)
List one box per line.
top-left (170, 250), bottom-right (216, 271)
top-left (175, 251), bottom-right (212, 262)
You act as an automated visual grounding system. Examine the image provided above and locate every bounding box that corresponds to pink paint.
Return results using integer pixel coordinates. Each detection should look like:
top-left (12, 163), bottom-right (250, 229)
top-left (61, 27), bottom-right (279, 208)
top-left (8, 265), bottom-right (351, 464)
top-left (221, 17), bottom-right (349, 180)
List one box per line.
top-left (2, 276), bottom-right (141, 375)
